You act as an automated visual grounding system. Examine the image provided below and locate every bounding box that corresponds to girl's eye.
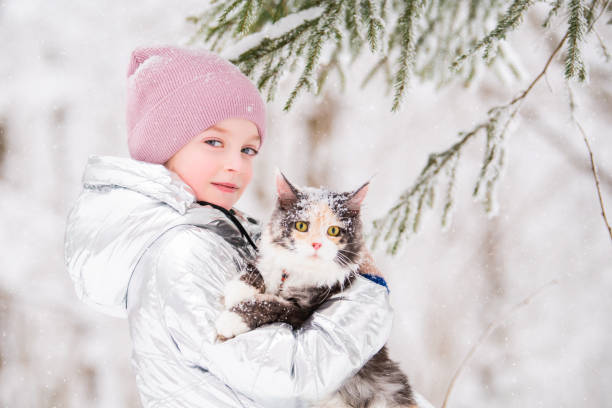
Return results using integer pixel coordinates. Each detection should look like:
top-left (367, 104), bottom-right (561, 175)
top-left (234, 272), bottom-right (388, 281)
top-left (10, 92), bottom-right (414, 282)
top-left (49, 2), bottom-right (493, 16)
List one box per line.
top-left (242, 147), bottom-right (258, 156)
top-left (295, 221), bottom-right (309, 232)
top-left (327, 226), bottom-right (341, 236)
top-left (204, 139), bottom-right (222, 147)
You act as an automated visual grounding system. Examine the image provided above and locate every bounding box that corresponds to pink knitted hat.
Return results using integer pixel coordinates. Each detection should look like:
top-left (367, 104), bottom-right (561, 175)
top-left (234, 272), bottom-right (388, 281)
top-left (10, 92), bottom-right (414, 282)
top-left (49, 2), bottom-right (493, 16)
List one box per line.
top-left (126, 46), bottom-right (266, 164)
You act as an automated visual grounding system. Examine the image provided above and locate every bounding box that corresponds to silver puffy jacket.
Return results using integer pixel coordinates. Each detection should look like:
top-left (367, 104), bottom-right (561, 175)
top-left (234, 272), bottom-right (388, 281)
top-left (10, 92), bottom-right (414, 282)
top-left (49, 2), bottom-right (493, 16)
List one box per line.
top-left (64, 155), bottom-right (430, 408)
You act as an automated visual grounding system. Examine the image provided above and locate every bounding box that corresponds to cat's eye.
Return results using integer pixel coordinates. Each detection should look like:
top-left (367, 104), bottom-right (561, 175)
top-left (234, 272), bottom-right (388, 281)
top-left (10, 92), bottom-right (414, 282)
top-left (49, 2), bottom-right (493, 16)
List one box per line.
top-left (327, 226), bottom-right (341, 236)
top-left (295, 221), bottom-right (309, 232)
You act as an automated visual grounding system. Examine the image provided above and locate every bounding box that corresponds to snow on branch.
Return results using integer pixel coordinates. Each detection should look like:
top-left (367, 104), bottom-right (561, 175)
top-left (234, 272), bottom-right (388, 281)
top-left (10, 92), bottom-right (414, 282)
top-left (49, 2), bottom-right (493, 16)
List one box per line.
top-left (566, 0), bottom-right (588, 81)
top-left (369, 30), bottom-right (569, 255)
top-left (184, 0), bottom-right (611, 253)
top-left (186, 0), bottom-right (609, 111)
top-left (369, 0), bottom-right (610, 254)
top-left (452, 0), bottom-right (535, 70)
top-left (186, 0), bottom-right (531, 111)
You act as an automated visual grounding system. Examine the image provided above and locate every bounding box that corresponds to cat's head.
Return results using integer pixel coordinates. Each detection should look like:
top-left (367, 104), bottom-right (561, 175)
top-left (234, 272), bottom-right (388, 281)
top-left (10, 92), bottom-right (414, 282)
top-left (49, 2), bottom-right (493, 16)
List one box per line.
top-left (261, 170), bottom-right (369, 276)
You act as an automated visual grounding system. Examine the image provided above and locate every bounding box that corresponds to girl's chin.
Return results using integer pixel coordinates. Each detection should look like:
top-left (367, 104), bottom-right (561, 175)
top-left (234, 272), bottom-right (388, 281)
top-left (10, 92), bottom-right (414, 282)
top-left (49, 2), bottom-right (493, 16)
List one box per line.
top-left (196, 193), bottom-right (235, 210)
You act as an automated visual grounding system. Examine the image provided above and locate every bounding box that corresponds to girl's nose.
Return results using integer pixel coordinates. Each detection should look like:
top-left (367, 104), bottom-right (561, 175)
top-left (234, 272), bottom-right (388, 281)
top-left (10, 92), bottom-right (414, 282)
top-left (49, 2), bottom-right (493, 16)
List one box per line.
top-left (224, 151), bottom-right (244, 173)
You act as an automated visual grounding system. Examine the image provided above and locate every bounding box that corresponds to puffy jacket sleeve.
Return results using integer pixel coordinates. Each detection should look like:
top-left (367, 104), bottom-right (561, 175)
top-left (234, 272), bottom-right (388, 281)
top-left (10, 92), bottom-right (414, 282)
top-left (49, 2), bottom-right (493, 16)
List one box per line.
top-left (154, 225), bottom-right (394, 407)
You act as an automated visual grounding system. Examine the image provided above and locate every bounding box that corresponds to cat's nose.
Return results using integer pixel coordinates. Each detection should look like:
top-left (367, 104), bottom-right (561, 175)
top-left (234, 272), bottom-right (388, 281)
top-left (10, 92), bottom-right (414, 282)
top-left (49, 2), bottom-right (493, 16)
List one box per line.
top-left (312, 242), bottom-right (322, 250)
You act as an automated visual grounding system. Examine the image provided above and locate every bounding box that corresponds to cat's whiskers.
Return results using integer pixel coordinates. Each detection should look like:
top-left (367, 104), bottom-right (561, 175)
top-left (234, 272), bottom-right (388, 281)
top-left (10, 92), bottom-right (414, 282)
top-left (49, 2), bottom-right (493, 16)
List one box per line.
top-left (337, 248), bottom-right (365, 259)
top-left (338, 255), bottom-right (351, 266)
top-left (336, 252), bottom-right (360, 270)
top-left (335, 253), bottom-right (361, 290)
top-left (334, 253), bottom-right (352, 269)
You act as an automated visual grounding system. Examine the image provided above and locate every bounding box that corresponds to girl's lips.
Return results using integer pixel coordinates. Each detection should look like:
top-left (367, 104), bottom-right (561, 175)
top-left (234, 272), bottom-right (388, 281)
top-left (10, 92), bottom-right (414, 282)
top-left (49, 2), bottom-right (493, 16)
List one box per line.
top-left (212, 182), bottom-right (238, 193)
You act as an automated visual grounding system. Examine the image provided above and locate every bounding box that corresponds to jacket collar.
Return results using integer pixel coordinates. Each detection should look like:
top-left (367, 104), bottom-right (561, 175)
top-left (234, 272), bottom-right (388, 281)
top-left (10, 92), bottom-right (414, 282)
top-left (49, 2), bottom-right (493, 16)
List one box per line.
top-left (82, 155), bottom-right (196, 215)
top-left (67, 155), bottom-right (261, 318)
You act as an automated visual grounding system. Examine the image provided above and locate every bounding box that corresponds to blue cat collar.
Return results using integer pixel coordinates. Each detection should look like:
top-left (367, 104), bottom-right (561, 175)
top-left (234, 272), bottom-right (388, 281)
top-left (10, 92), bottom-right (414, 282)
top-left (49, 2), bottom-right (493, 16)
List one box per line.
top-left (360, 273), bottom-right (390, 293)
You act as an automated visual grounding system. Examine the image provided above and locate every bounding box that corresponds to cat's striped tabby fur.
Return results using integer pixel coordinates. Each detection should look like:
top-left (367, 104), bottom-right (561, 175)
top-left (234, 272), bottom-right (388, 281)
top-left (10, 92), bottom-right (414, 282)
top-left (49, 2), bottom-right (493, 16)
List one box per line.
top-left (215, 171), bottom-right (416, 408)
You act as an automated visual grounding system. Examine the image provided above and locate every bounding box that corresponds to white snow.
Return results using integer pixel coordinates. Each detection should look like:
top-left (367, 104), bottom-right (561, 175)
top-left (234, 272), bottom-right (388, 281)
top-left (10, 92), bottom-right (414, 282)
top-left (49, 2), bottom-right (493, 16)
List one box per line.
top-left (220, 5), bottom-right (325, 60)
top-left (128, 54), bottom-right (164, 82)
top-left (0, 1), bottom-right (610, 407)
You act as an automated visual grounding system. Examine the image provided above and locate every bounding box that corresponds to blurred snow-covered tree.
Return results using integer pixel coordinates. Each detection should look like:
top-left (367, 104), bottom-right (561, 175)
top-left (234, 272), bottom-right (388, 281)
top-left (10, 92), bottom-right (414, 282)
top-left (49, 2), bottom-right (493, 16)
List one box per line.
top-left (186, 0), bottom-right (611, 254)
top-left (0, 116), bottom-right (7, 174)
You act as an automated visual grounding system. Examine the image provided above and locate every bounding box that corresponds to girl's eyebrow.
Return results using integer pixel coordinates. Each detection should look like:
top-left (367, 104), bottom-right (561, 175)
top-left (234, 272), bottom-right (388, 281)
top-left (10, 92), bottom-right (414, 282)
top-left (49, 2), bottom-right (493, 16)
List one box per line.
top-left (245, 134), bottom-right (261, 145)
top-left (209, 125), bottom-right (227, 133)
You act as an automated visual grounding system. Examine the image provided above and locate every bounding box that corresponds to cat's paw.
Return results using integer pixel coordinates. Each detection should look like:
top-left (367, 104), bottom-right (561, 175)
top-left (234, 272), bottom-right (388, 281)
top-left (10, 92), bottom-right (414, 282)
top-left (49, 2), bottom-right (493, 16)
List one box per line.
top-left (223, 278), bottom-right (260, 309)
top-left (215, 310), bottom-right (250, 341)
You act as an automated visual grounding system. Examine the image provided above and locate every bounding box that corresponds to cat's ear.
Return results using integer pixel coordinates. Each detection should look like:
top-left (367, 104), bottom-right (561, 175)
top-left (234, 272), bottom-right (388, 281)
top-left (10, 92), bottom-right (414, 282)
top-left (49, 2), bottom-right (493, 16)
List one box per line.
top-left (275, 168), bottom-right (299, 209)
top-left (346, 181), bottom-right (369, 211)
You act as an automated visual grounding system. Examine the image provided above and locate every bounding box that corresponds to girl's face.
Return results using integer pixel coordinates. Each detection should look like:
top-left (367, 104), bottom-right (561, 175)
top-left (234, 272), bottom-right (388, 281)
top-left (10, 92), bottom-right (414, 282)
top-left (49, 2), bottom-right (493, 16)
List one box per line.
top-left (164, 118), bottom-right (260, 210)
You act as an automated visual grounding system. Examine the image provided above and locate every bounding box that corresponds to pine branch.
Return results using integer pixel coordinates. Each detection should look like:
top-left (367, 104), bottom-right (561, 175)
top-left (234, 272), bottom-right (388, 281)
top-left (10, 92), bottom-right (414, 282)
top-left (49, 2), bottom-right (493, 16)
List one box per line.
top-left (370, 30), bottom-right (570, 254)
top-left (218, 0), bottom-right (244, 26)
top-left (231, 11), bottom-right (321, 74)
top-left (576, 118), bottom-right (612, 242)
top-left (284, 1), bottom-right (344, 110)
top-left (370, 124), bottom-right (484, 254)
top-left (359, 0), bottom-right (384, 52)
top-left (235, 0), bottom-right (263, 35)
top-left (584, 0), bottom-right (604, 27)
top-left (190, 1), bottom-right (605, 110)
top-left (345, 0), bottom-right (365, 59)
top-left (566, 0), bottom-right (587, 80)
top-left (452, 0), bottom-right (535, 69)
top-left (568, 86), bottom-right (612, 242)
top-left (593, 27), bottom-right (611, 61)
top-left (472, 105), bottom-right (516, 215)
top-left (360, 56), bottom-right (389, 88)
top-left (508, 32), bottom-right (568, 105)
top-left (391, 0), bottom-right (424, 112)
top-left (586, 0), bottom-right (611, 33)
top-left (191, 1), bottom-right (550, 110)
top-left (543, 0), bottom-right (565, 28)
top-left (186, 3), bottom-right (234, 49)
top-left (442, 151), bottom-right (460, 229)
top-left (316, 48), bottom-right (345, 95)
top-left (188, 2), bottom-right (610, 252)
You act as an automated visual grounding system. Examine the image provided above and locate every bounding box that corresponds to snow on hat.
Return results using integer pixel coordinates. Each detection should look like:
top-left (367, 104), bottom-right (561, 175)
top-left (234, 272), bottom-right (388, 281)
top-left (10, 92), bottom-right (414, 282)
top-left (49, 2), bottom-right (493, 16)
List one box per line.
top-left (126, 45), bottom-right (266, 164)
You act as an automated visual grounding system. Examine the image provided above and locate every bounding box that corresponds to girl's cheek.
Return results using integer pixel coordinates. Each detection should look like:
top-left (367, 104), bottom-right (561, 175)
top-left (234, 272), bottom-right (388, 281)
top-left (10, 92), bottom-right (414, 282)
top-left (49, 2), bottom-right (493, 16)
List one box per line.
top-left (243, 158), bottom-right (254, 175)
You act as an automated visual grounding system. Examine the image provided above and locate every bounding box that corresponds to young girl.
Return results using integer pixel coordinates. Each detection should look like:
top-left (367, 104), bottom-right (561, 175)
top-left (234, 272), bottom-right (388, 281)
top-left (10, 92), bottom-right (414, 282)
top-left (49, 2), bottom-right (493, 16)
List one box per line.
top-left (64, 46), bottom-right (397, 407)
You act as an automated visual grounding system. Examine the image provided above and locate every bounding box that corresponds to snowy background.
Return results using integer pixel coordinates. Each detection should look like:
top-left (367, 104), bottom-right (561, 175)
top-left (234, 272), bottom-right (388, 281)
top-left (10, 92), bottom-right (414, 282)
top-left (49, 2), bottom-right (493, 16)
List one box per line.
top-left (1, 1), bottom-right (611, 407)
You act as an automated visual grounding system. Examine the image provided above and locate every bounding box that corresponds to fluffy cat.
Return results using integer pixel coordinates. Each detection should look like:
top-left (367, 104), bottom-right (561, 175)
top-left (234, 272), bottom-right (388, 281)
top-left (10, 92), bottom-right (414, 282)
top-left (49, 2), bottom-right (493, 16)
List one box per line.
top-left (215, 171), bottom-right (416, 408)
